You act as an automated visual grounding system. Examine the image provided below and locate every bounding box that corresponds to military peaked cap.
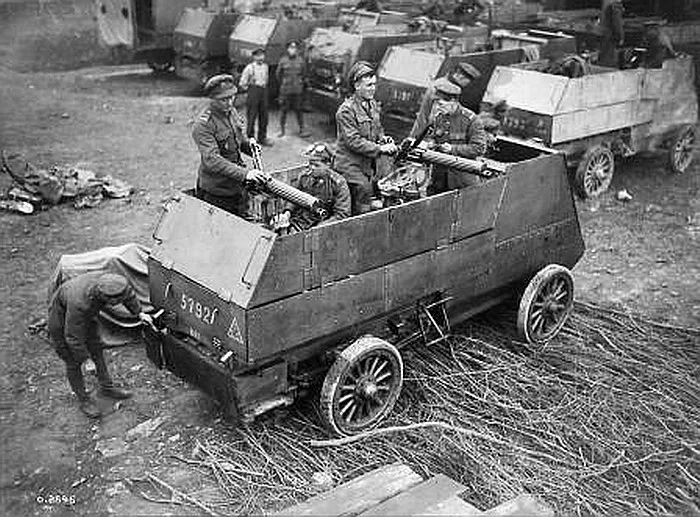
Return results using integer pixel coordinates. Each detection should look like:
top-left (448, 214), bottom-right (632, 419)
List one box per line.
top-left (348, 61), bottom-right (375, 85)
top-left (203, 74), bottom-right (237, 99)
top-left (434, 76), bottom-right (462, 97)
top-left (457, 62), bottom-right (482, 80)
top-left (96, 273), bottom-right (130, 300)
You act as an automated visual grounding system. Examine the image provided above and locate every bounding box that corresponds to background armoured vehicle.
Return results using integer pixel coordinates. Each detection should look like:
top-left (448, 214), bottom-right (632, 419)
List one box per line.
top-left (172, 4), bottom-right (241, 83)
top-left (483, 54), bottom-right (698, 198)
top-left (227, 6), bottom-right (341, 98)
top-left (304, 15), bottom-right (456, 113)
top-left (95, 0), bottom-right (202, 72)
top-left (144, 136), bottom-right (585, 436)
top-left (376, 28), bottom-right (577, 137)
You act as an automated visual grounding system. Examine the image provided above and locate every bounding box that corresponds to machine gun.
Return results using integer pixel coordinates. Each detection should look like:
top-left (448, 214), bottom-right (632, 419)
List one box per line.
top-left (249, 139), bottom-right (328, 220)
top-left (395, 123), bottom-right (433, 164)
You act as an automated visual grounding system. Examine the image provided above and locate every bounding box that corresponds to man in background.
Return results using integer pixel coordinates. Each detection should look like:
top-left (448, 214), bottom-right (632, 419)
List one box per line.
top-left (599, 0), bottom-right (624, 68)
top-left (277, 41), bottom-right (311, 138)
top-left (239, 48), bottom-right (273, 146)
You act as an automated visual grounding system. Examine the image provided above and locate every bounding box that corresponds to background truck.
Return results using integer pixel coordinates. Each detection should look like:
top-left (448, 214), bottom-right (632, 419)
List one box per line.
top-left (376, 28), bottom-right (577, 137)
top-left (483, 54), bottom-right (698, 198)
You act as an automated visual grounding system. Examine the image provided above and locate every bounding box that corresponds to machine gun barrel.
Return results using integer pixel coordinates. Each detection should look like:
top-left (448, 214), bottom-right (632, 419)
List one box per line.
top-left (260, 177), bottom-right (328, 219)
top-left (407, 148), bottom-right (491, 176)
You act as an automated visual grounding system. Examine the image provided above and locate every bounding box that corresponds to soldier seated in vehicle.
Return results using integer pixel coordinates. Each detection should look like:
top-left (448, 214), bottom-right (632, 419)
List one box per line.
top-left (409, 62), bottom-right (481, 140)
top-left (192, 74), bottom-right (269, 217)
top-left (409, 77), bottom-right (488, 193)
top-left (272, 143), bottom-right (352, 233)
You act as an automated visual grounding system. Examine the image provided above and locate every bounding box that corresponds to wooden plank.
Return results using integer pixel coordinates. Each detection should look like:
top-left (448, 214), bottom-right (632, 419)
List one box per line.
top-left (357, 475), bottom-right (467, 517)
top-left (274, 464), bottom-right (423, 517)
top-left (422, 495), bottom-right (483, 516)
top-left (481, 494), bottom-right (554, 517)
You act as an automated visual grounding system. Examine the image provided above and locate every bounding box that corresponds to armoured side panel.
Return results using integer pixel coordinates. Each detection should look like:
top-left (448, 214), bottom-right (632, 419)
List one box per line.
top-left (173, 8), bottom-right (212, 58)
top-left (311, 209), bottom-right (391, 284)
top-left (484, 66), bottom-right (567, 116)
top-left (248, 231), bottom-right (307, 307)
top-left (437, 231), bottom-right (495, 301)
top-left (494, 152), bottom-right (575, 243)
top-left (151, 194), bottom-right (276, 309)
top-left (206, 12), bottom-right (240, 57)
top-left (247, 268), bottom-right (386, 362)
top-left (228, 15), bottom-right (277, 62)
top-left (148, 259), bottom-right (248, 363)
top-left (452, 177), bottom-right (506, 241)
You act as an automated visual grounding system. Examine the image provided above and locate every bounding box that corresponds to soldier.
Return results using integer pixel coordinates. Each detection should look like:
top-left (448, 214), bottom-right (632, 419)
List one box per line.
top-left (192, 74), bottom-right (269, 216)
top-left (277, 41), bottom-right (310, 138)
top-left (409, 62), bottom-right (481, 140)
top-left (273, 143), bottom-right (352, 232)
top-left (48, 272), bottom-right (152, 418)
top-left (334, 61), bottom-right (398, 214)
top-left (413, 77), bottom-right (488, 193)
top-left (239, 48), bottom-right (272, 146)
top-left (599, 0), bottom-right (624, 68)
top-left (645, 22), bottom-right (676, 68)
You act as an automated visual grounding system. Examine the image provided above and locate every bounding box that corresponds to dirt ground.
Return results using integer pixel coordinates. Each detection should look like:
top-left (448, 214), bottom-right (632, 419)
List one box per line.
top-left (0, 3), bottom-right (699, 516)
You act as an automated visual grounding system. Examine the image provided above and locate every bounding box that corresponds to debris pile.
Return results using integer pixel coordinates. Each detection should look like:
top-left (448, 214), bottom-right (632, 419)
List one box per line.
top-left (1, 151), bottom-right (133, 214)
top-left (162, 302), bottom-right (699, 516)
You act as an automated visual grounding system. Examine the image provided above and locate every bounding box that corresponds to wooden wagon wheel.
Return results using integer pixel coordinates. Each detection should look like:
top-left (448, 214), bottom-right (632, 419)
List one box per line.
top-left (517, 264), bottom-right (574, 346)
top-left (574, 145), bottom-right (615, 199)
top-left (320, 336), bottom-right (403, 436)
top-left (668, 125), bottom-right (696, 174)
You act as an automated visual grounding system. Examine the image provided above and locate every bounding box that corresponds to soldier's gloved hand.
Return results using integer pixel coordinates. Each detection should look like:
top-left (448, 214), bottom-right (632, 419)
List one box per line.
top-left (138, 312), bottom-right (154, 328)
top-left (437, 142), bottom-right (453, 154)
top-left (82, 358), bottom-right (97, 376)
top-left (246, 169), bottom-right (270, 184)
top-left (379, 142), bottom-right (399, 155)
top-left (271, 210), bottom-right (291, 231)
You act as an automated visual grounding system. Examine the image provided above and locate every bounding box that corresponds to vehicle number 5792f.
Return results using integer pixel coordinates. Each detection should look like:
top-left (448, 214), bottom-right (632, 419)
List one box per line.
top-left (180, 293), bottom-right (218, 325)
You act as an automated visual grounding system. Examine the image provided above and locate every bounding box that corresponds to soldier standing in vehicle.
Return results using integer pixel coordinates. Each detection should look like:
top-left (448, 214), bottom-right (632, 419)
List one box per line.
top-left (239, 48), bottom-right (273, 146)
top-left (273, 143), bottom-right (351, 232)
top-left (334, 61), bottom-right (398, 214)
top-left (48, 272), bottom-right (153, 418)
top-left (413, 77), bottom-right (488, 193)
top-left (409, 62), bottom-right (481, 140)
top-left (192, 74), bottom-right (269, 216)
top-left (599, 0), bottom-right (624, 68)
top-left (277, 41), bottom-right (311, 138)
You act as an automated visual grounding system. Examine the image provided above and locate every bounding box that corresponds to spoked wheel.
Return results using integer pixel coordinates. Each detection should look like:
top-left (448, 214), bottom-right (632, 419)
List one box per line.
top-left (517, 264), bottom-right (575, 346)
top-left (575, 145), bottom-right (615, 199)
top-left (320, 336), bottom-right (403, 436)
top-left (668, 125), bottom-right (696, 174)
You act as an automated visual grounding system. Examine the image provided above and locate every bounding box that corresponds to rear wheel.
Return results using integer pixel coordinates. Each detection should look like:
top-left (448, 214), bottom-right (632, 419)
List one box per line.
top-left (668, 125), bottom-right (696, 174)
top-left (517, 264), bottom-right (574, 346)
top-left (320, 336), bottom-right (403, 436)
top-left (574, 145), bottom-right (615, 199)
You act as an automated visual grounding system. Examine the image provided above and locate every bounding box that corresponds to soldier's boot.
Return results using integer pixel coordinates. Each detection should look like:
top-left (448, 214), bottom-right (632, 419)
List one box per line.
top-left (66, 363), bottom-right (100, 417)
top-left (93, 353), bottom-right (132, 399)
top-left (100, 385), bottom-right (133, 399)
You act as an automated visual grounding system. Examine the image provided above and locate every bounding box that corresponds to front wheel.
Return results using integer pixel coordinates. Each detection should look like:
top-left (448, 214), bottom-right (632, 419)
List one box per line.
top-left (574, 145), bottom-right (615, 199)
top-left (320, 336), bottom-right (403, 436)
top-left (517, 264), bottom-right (574, 346)
top-left (668, 125), bottom-right (696, 174)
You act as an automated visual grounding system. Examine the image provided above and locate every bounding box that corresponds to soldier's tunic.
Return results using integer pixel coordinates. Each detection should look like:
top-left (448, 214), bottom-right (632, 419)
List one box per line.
top-left (290, 163), bottom-right (351, 230)
top-left (48, 272), bottom-right (141, 396)
top-left (192, 104), bottom-right (252, 215)
top-left (334, 95), bottom-right (386, 213)
top-left (277, 54), bottom-right (307, 132)
top-left (418, 105), bottom-right (488, 192)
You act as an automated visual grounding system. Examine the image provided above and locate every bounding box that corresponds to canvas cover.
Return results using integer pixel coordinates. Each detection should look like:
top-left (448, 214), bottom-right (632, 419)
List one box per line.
top-left (49, 243), bottom-right (152, 346)
top-left (95, 0), bottom-right (135, 47)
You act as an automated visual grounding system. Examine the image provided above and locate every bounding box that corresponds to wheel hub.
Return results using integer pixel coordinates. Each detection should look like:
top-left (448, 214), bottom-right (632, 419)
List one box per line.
top-left (357, 376), bottom-right (378, 398)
